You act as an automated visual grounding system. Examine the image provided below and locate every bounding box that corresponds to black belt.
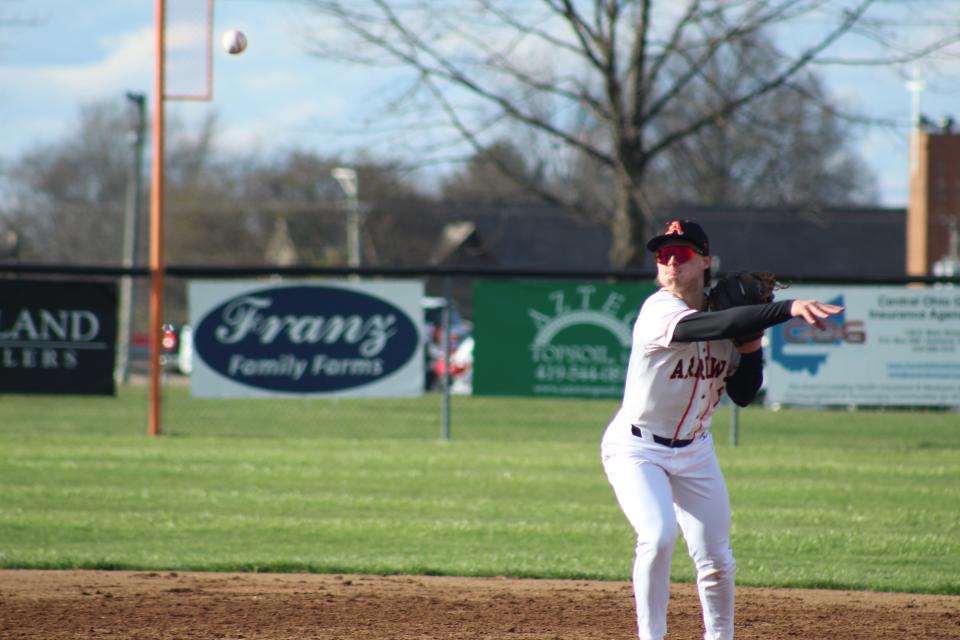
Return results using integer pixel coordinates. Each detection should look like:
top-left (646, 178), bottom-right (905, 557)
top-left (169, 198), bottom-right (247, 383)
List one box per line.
top-left (631, 425), bottom-right (694, 448)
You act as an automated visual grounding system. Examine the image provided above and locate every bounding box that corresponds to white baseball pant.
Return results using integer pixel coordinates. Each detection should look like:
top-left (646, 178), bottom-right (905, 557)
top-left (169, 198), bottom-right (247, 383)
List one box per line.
top-left (602, 430), bottom-right (736, 640)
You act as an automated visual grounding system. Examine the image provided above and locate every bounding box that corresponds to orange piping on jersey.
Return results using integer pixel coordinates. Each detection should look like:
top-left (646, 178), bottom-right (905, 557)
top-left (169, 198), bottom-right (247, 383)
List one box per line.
top-left (662, 308), bottom-right (697, 345)
top-left (711, 385), bottom-right (726, 409)
top-left (690, 342), bottom-right (715, 439)
top-left (672, 349), bottom-right (700, 443)
top-left (696, 342), bottom-right (715, 426)
top-left (692, 382), bottom-right (725, 440)
top-left (662, 310), bottom-right (690, 344)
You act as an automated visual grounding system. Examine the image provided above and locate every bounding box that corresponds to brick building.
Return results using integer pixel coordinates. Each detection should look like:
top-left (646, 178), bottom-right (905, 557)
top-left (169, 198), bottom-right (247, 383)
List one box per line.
top-left (907, 127), bottom-right (960, 276)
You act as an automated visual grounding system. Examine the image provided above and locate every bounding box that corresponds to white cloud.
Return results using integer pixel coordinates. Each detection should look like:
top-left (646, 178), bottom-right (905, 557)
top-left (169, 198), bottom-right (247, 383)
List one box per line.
top-left (213, 96), bottom-right (351, 155)
top-left (1, 20), bottom-right (229, 106)
top-left (236, 69), bottom-right (305, 96)
top-left (39, 27), bottom-right (154, 98)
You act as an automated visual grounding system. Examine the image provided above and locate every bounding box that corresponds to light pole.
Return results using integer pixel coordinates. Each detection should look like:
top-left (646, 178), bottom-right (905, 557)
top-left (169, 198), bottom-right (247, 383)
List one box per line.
top-left (115, 92), bottom-right (146, 384)
top-left (332, 167), bottom-right (361, 271)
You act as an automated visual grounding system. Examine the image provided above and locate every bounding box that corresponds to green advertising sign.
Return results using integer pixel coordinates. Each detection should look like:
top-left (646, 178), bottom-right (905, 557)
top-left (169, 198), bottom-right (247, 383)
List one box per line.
top-left (473, 280), bottom-right (658, 397)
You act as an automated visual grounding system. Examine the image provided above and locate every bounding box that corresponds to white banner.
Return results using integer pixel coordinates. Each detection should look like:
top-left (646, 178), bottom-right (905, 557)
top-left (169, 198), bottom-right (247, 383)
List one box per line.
top-left (188, 280), bottom-right (424, 398)
top-left (764, 286), bottom-right (960, 406)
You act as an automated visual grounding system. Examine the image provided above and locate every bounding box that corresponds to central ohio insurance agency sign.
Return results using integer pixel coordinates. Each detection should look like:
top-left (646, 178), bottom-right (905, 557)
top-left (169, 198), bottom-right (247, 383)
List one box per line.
top-left (188, 280), bottom-right (424, 398)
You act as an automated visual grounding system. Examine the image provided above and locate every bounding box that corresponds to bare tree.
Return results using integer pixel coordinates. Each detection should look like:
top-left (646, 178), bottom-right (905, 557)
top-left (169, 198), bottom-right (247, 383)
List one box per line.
top-left (4, 101), bottom-right (131, 263)
top-left (3, 100), bottom-right (224, 265)
top-left (645, 39), bottom-right (880, 207)
top-left (302, 0), bottom-right (960, 267)
top-left (441, 140), bottom-right (546, 202)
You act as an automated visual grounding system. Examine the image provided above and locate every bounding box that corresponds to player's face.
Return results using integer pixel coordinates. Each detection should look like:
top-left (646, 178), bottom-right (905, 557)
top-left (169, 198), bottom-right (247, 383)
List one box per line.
top-left (655, 240), bottom-right (709, 291)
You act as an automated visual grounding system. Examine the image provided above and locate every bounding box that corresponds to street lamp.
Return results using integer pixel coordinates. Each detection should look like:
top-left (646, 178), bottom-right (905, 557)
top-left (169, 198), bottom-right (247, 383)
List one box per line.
top-left (332, 167), bottom-right (361, 270)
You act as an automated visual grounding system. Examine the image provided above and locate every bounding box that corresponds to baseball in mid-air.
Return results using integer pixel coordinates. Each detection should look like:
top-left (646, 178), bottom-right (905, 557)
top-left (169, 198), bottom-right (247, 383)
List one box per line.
top-left (221, 29), bottom-right (247, 55)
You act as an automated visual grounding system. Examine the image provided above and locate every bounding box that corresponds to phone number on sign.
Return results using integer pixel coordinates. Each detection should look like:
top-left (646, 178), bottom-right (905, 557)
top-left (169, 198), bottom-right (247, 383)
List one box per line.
top-left (535, 364), bottom-right (625, 383)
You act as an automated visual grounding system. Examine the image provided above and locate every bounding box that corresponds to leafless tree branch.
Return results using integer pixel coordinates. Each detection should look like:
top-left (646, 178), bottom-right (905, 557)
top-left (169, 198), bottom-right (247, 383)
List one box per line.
top-left (301, 0), bottom-right (960, 266)
top-left (646, 0), bottom-right (875, 158)
top-left (421, 72), bottom-right (597, 219)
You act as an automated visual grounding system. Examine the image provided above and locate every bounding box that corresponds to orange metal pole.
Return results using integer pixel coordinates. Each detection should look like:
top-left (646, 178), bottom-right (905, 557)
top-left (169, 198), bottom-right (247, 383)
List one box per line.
top-left (148, 0), bottom-right (166, 437)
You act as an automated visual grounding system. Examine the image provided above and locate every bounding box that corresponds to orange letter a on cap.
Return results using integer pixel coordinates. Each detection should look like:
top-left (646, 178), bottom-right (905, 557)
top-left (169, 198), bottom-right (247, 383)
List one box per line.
top-left (666, 220), bottom-right (684, 235)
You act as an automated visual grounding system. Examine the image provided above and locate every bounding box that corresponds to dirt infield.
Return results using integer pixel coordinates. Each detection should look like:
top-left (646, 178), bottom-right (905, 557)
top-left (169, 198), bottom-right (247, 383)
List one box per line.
top-left (1, 570), bottom-right (957, 639)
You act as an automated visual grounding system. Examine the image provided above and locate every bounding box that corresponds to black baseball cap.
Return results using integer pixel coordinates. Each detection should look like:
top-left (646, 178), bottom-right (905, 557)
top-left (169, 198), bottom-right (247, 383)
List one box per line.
top-left (646, 219), bottom-right (710, 256)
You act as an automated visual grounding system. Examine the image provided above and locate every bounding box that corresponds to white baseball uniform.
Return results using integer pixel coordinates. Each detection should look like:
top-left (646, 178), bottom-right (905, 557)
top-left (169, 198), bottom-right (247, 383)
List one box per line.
top-left (601, 288), bottom-right (741, 640)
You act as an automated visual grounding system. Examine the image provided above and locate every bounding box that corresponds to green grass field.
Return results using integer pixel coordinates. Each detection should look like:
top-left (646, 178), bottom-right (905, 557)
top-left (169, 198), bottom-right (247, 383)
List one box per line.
top-left (1, 385), bottom-right (958, 595)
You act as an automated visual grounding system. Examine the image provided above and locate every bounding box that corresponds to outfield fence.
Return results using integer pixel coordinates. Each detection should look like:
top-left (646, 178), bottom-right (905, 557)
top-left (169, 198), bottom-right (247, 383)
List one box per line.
top-left (3, 263), bottom-right (960, 428)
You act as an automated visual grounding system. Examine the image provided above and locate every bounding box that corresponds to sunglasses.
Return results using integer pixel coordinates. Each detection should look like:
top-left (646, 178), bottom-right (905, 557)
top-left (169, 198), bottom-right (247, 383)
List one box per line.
top-left (655, 245), bottom-right (702, 265)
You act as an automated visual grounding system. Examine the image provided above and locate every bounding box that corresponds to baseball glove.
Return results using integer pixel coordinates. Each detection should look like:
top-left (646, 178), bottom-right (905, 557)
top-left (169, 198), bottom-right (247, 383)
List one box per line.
top-left (707, 271), bottom-right (782, 345)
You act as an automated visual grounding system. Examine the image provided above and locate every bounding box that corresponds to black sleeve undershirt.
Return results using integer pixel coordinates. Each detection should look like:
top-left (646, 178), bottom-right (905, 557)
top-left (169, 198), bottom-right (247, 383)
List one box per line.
top-left (724, 349), bottom-right (763, 406)
top-left (672, 300), bottom-right (794, 343)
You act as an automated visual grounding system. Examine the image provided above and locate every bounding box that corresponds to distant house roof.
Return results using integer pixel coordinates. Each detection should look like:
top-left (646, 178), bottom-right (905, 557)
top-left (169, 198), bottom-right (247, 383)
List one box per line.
top-left (656, 205), bottom-right (906, 278)
top-left (430, 202), bottom-right (612, 271)
top-left (425, 201), bottom-right (906, 278)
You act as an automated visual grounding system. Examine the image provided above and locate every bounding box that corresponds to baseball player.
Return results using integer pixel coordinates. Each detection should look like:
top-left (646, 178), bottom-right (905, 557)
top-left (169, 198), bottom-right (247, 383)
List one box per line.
top-left (600, 220), bottom-right (842, 640)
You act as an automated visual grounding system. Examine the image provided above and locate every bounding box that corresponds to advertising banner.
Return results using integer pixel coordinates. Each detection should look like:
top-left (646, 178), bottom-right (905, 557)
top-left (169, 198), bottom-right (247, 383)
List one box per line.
top-left (188, 280), bottom-right (424, 398)
top-left (472, 280), bottom-right (657, 398)
top-left (0, 279), bottom-right (117, 395)
top-left (765, 286), bottom-right (960, 406)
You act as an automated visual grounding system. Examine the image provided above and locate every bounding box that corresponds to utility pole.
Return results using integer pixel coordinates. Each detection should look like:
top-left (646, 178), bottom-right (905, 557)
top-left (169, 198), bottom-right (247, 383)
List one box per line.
top-left (332, 167), bottom-right (361, 272)
top-left (115, 92), bottom-right (147, 384)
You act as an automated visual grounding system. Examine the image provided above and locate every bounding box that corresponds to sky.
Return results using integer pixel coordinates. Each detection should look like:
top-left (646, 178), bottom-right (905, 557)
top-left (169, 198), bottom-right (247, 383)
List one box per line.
top-left (1, 0), bottom-right (957, 207)
top-left (0, 0), bottom-right (401, 175)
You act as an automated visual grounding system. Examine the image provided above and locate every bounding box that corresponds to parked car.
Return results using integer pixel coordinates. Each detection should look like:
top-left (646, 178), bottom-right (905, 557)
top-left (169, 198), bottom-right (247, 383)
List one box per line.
top-left (129, 323), bottom-right (190, 374)
top-left (176, 324), bottom-right (193, 375)
top-left (159, 323), bottom-right (188, 373)
top-left (421, 297), bottom-right (472, 391)
top-left (431, 335), bottom-right (473, 394)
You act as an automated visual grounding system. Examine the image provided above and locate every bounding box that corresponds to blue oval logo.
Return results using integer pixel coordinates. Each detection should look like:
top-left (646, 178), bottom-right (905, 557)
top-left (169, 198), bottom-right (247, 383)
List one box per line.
top-left (194, 285), bottom-right (419, 392)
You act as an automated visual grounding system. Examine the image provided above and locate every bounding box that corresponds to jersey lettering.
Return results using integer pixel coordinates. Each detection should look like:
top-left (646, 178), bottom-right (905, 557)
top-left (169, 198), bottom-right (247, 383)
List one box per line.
top-left (670, 361), bottom-right (685, 379)
top-left (619, 289), bottom-right (740, 438)
top-left (669, 355), bottom-right (727, 380)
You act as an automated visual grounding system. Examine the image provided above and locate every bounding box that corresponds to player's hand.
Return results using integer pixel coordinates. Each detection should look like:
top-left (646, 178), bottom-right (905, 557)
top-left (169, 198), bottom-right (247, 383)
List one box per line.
top-left (790, 300), bottom-right (844, 330)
